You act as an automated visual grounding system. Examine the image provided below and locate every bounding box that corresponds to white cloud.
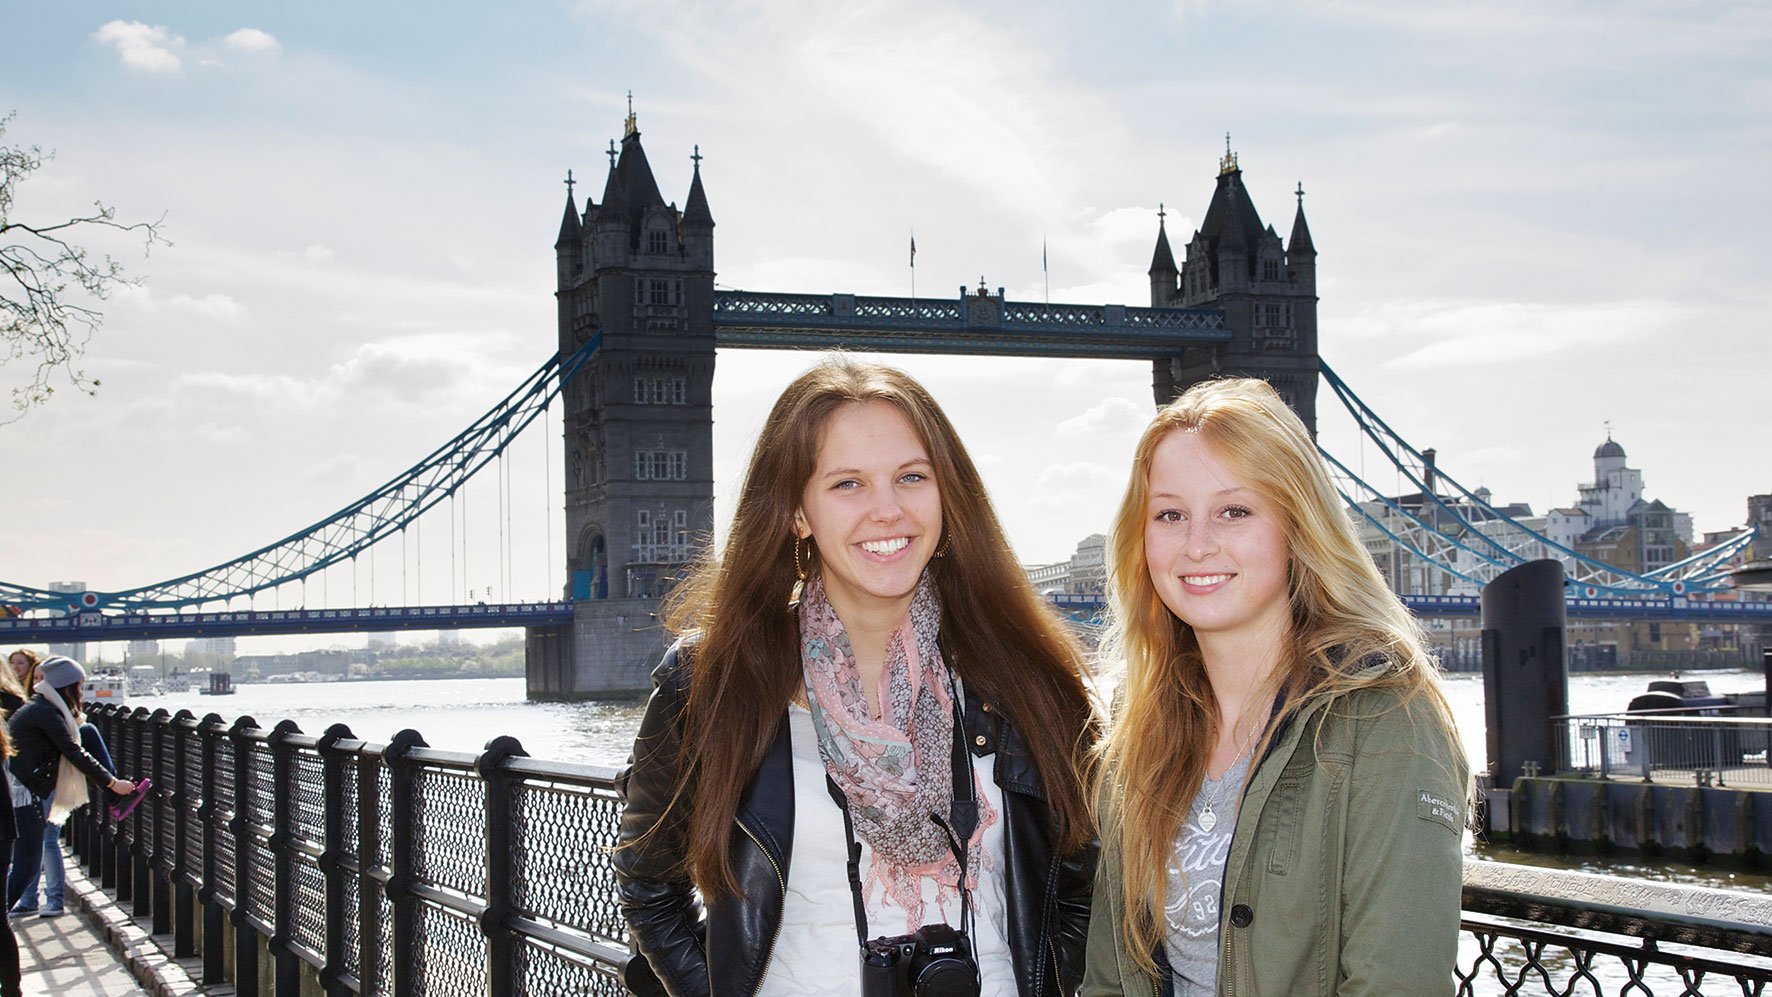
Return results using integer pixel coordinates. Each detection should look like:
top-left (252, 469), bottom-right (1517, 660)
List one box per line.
top-left (304, 244), bottom-right (337, 263)
top-left (223, 28), bottom-right (281, 54)
top-left (1338, 299), bottom-right (1681, 368)
top-left (94, 21), bottom-right (184, 73)
top-left (167, 293), bottom-right (246, 319)
top-left (1029, 460), bottom-right (1123, 513)
top-left (1056, 397), bottom-right (1150, 437)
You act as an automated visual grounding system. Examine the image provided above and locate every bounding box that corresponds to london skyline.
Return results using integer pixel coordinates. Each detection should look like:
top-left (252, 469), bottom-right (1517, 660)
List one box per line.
top-left (5, 2), bottom-right (1766, 625)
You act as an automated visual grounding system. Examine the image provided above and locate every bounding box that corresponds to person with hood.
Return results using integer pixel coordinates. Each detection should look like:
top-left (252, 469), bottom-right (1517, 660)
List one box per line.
top-left (5, 656), bottom-right (135, 913)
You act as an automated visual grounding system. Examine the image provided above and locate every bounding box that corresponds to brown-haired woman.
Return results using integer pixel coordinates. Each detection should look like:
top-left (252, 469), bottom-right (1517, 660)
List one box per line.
top-left (1083, 378), bottom-right (1468, 995)
top-left (615, 357), bottom-right (1099, 996)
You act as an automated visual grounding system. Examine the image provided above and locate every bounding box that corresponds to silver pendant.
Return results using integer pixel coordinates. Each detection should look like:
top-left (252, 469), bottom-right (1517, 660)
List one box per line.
top-left (1198, 805), bottom-right (1218, 833)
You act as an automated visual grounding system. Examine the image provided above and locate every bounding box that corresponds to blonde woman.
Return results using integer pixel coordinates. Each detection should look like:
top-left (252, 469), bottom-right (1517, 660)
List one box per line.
top-left (1083, 378), bottom-right (1468, 995)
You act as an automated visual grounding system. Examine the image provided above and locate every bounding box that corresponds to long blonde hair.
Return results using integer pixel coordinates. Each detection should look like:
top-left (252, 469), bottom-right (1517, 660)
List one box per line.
top-left (1094, 377), bottom-right (1460, 973)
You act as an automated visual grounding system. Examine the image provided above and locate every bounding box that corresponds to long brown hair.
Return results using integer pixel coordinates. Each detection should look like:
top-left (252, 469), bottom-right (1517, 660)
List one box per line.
top-left (663, 356), bottom-right (1099, 898)
top-left (1094, 378), bottom-right (1462, 973)
top-left (0, 648), bottom-right (36, 758)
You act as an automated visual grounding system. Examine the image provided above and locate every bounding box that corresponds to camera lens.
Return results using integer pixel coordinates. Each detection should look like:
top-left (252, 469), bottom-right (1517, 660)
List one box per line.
top-left (913, 959), bottom-right (978, 996)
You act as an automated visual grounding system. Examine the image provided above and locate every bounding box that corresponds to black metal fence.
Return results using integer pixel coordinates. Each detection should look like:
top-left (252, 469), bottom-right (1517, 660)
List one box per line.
top-left (69, 704), bottom-right (1772, 996)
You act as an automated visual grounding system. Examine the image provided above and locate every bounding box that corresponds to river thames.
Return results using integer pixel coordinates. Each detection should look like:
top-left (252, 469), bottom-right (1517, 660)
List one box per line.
top-left (133, 665), bottom-right (1770, 893)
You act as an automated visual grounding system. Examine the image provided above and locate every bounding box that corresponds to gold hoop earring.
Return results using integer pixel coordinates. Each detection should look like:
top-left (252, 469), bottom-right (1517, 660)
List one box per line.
top-left (794, 536), bottom-right (813, 580)
top-left (933, 531), bottom-right (952, 559)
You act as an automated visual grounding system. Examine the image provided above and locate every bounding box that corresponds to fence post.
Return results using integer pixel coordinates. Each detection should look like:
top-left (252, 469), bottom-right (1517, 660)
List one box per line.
top-left (230, 715), bottom-right (262, 997)
top-left (198, 712), bottom-right (227, 985)
top-left (267, 719), bottom-right (303, 996)
top-left (316, 723), bottom-right (354, 997)
top-left (97, 704), bottom-right (121, 888)
top-left (356, 738), bottom-right (384, 997)
top-left (129, 706), bottom-right (154, 911)
top-left (169, 709), bottom-right (197, 956)
top-left (384, 729), bottom-right (429, 995)
top-left (150, 708), bottom-right (174, 935)
top-left (478, 735), bottom-right (528, 997)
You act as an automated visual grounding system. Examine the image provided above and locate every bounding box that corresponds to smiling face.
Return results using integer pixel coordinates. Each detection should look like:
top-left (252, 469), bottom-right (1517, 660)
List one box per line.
top-left (9, 653), bottom-right (30, 682)
top-left (1144, 429), bottom-right (1292, 650)
top-left (795, 400), bottom-right (942, 623)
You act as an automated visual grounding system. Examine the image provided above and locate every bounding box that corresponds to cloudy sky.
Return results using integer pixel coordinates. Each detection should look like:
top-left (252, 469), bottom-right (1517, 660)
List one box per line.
top-left (5, 1), bottom-right (1768, 646)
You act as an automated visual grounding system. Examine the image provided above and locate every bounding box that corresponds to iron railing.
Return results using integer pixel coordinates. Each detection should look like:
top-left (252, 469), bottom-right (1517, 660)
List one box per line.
top-left (1555, 711), bottom-right (1772, 788)
top-left (70, 704), bottom-right (1772, 996)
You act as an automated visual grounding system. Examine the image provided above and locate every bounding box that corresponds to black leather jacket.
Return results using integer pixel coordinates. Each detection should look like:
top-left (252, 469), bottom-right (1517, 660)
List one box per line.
top-left (7, 694), bottom-right (117, 799)
top-left (615, 643), bottom-right (1097, 996)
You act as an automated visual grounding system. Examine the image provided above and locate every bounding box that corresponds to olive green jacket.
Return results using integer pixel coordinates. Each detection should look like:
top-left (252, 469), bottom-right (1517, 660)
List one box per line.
top-left (1082, 686), bottom-right (1469, 996)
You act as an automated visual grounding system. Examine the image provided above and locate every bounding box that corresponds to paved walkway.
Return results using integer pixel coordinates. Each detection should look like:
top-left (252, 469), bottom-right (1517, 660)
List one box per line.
top-left (9, 845), bottom-right (218, 997)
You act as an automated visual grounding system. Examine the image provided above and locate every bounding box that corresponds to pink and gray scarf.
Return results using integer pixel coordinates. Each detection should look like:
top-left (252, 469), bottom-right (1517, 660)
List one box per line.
top-left (799, 571), bottom-right (996, 929)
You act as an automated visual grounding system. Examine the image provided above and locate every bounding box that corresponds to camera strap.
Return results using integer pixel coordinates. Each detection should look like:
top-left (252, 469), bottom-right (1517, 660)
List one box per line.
top-left (823, 670), bottom-right (977, 949)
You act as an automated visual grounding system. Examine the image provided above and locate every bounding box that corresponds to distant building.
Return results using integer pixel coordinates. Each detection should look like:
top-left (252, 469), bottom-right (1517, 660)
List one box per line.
top-left (1570, 435), bottom-right (1689, 571)
top-left (437, 629), bottom-right (463, 648)
top-left (1069, 534), bottom-right (1107, 596)
top-left (1023, 534), bottom-right (1109, 598)
top-left (46, 581), bottom-right (87, 661)
top-left (126, 639), bottom-right (160, 666)
top-left (368, 631), bottom-right (399, 652)
top-left (187, 636), bottom-right (237, 665)
top-left (1353, 433), bottom-right (1700, 669)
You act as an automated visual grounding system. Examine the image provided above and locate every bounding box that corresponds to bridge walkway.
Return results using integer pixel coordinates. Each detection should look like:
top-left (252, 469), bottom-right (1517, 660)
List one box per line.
top-left (15, 846), bottom-right (214, 997)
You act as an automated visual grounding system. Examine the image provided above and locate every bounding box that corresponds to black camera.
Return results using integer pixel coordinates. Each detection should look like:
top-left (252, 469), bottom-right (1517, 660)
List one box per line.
top-left (859, 923), bottom-right (979, 997)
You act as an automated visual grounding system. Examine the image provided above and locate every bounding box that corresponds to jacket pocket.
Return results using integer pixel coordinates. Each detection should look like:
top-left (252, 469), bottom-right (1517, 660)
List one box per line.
top-left (1260, 778), bottom-right (1304, 876)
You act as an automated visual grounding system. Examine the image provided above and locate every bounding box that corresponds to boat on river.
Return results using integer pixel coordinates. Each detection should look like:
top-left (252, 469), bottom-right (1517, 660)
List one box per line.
top-left (1626, 677), bottom-right (1767, 717)
top-left (82, 668), bottom-right (127, 706)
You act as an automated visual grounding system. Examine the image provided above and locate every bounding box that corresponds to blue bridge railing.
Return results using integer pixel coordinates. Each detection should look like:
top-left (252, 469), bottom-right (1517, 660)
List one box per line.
top-left (70, 704), bottom-right (1772, 996)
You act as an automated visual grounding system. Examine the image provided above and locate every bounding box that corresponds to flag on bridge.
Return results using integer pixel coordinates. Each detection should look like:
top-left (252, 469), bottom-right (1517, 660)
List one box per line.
top-left (910, 233), bottom-right (916, 268)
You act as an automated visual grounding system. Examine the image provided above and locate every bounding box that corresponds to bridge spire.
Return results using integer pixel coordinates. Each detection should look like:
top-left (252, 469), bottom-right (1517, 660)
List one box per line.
top-left (1149, 202), bottom-right (1178, 292)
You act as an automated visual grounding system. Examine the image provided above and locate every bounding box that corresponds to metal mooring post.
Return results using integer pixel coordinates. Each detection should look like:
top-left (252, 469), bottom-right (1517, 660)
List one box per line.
top-left (478, 735), bottom-right (529, 997)
top-left (1481, 560), bottom-right (1569, 787)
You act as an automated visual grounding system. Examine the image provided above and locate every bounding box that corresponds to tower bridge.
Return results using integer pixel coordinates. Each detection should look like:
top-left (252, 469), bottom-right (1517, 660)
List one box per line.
top-left (3, 112), bottom-right (1759, 693)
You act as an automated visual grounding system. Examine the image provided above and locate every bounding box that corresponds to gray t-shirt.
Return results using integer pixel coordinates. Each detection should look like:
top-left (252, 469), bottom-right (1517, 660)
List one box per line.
top-left (1163, 752), bottom-right (1252, 996)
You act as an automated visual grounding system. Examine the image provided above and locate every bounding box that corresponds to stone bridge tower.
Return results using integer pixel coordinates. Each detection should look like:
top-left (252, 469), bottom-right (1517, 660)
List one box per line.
top-left (529, 109), bottom-right (716, 697)
top-left (1147, 141), bottom-right (1321, 435)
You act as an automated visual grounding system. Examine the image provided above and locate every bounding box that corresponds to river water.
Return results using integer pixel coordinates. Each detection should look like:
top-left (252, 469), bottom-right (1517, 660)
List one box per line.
top-left (134, 667), bottom-right (1769, 893)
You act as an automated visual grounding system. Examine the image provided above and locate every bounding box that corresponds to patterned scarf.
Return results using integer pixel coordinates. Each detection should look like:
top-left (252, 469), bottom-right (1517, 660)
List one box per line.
top-left (799, 571), bottom-right (996, 931)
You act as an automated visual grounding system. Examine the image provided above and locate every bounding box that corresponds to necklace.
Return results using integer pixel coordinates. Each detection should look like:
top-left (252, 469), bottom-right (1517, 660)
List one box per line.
top-left (1195, 717), bottom-right (1261, 834)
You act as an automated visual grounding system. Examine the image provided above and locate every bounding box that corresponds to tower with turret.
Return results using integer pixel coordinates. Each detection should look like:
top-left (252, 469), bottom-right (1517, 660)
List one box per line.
top-left (531, 106), bottom-right (716, 696)
top-left (1148, 140), bottom-right (1320, 434)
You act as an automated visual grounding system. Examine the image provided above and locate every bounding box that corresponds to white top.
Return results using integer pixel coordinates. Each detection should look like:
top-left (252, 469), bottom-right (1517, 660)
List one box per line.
top-left (758, 704), bottom-right (1016, 997)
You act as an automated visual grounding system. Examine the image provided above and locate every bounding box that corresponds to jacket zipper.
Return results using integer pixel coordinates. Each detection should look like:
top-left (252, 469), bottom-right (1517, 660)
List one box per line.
top-left (737, 819), bottom-right (786, 997)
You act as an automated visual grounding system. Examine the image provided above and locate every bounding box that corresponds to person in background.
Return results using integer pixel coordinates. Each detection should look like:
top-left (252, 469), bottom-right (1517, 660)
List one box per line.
top-left (0, 660), bottom-right (20, 996)
top-left (616, 358), bottom-right (1099, 996)
top-left (1083, 378), bottom-right (1469, 996)
top-left (0, 653), bottom-right (31, 715)
top-left (6, 657), bottom-right (135, 916)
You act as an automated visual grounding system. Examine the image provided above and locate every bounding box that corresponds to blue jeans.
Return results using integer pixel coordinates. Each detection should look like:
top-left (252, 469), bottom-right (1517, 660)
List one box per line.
top-left (5, 806), bottom-right (45, 914)
top-left (10, 722), bottom-right (115, 913)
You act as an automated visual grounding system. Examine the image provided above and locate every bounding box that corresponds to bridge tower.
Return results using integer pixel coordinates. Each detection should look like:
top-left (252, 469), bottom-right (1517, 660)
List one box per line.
top-left (529, 109), bottom-right (716, 697)
top-left (1148, 141), bottom-right (1321, 435)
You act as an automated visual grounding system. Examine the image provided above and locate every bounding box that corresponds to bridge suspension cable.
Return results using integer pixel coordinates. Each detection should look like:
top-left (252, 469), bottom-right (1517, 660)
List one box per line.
top-left (1, 334), bottom-right (601, 614)
top-left (1319, 360), bottom-right (1734, 594)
